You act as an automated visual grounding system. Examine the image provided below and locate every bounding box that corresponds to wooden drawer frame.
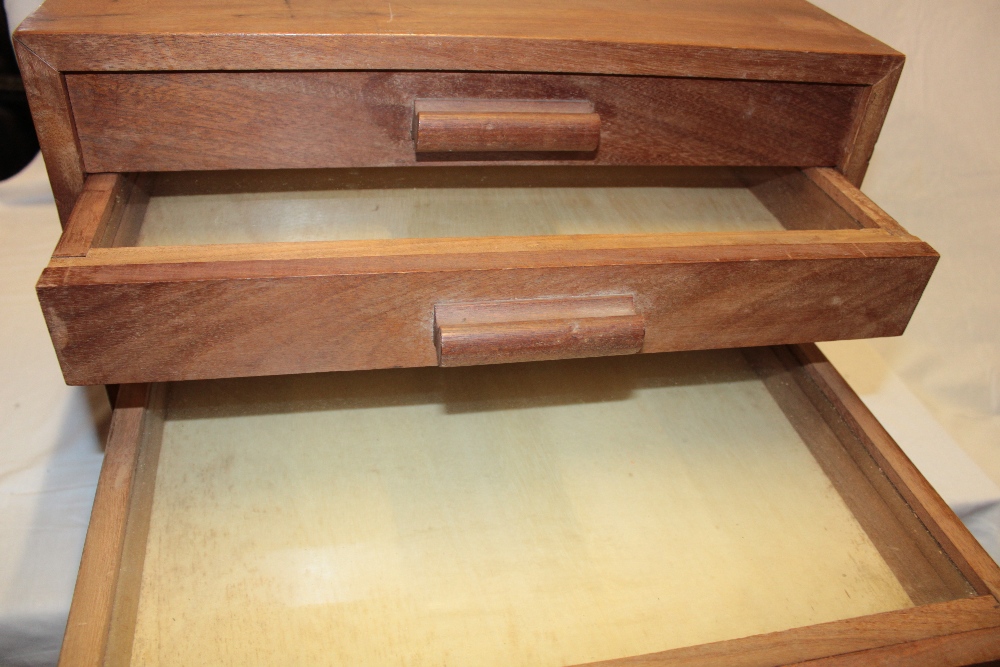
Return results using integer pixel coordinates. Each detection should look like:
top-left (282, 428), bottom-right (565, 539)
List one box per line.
top-left (61, 345), bottom-right (1000, 667)
top-left (38, 167), bottom-right (936, 385)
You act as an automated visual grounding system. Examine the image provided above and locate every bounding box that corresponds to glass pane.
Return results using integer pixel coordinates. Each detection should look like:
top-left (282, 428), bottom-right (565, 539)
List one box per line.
top-left (112, 349), bottom-right (970, 666)
top-left (112, 167), bottom-right (863, 247)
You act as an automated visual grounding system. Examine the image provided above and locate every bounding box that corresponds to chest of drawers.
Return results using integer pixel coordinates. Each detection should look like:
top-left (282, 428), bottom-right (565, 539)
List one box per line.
top-left (17, 0), bottom-right (938, 385)
top-left (14, 0), bottom-right (1000, 665)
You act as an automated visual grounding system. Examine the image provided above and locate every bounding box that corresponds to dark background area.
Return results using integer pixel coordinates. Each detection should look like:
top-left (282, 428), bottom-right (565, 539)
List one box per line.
top-left (0, 7), bottom-right (40, 180)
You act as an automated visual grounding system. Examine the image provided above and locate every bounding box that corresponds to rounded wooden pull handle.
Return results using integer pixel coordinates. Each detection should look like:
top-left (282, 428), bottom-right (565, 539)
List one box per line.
top-left (413, 99), bottom-right (600, 153)
top-left (416, 111), bottom-right (601, 153)
top-left (434, 296), bottom-right (643, 367)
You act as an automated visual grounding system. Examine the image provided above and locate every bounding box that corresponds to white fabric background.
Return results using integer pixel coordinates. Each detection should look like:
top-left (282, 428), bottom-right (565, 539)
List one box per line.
top-left (0, 157), bottom-right (109, 666)
top-left (1, 1), bottom-right (999, 665)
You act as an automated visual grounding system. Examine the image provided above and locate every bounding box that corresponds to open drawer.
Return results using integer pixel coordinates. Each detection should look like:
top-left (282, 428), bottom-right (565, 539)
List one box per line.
top-left (62, 345), bottom-right (1000, 667)
top-left (39, 166), bottom-right (937, 385)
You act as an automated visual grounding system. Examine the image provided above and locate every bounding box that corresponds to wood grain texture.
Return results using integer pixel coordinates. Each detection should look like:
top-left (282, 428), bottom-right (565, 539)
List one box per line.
top-left (37, 168), bottom-right (937, 385)
top-left (56, 383), bottom-right (162, 667)
top-left (790, 344), bottom-right (1000, 601)
top-left (435, 296), bottom-right (642, 366)
top-left (102, 385), bottom-right (165, 667)
top-left (437, 317), bottom-right (644, 367)
top-left (790, 624), bottom-right (1000, 667)
top-left (805, 167), bottom-right (909, 235)
top-left (16, 0), bottom-right (901, 83)
top-left (416, 112), bottom-right (601, 153)
top-left (37, 246), bottom-right (936, 385)
top-left (52, 173), bottom-right (128, 257)
top-left (64, 72), bottom-right (864, 173)
top-left (739, 168), bottom-right (866, 231)
top-left (574, 596), bottom-right (1000, 667)
top-left (435, 295), bottom-right (636, 326)
top-left (63, 230), bottom-right (923, 266)
top-left (12, 40), bottom-right (83, 225)
top-left (838, 62), bottom-right (904, 187)
top-left (96, 174), bottom-right (152, 249)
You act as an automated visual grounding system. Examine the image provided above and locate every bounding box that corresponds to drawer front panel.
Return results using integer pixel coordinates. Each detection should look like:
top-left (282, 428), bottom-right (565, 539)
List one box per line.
top-left (66, 72), bottom-right (863, 172)
top-left (39, 252), bottom-right (935, 385)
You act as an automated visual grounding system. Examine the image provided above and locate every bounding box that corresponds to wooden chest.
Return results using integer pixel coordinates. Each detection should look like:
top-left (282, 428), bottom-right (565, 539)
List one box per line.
top-left (14, 0), bottom-right (1000, 664)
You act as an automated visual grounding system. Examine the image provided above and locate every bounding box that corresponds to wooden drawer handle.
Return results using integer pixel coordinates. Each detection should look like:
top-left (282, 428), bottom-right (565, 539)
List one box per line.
top-left (414, 99), bottom-right (600, 153)
top-left (435, 296), bottom-right (643, 367)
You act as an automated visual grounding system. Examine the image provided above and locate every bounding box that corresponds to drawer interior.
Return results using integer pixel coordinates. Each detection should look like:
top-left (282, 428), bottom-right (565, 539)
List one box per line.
top-left (90, 347), bottom-right (985, 667)
top-left (104, 167), bottom-right (862, 247)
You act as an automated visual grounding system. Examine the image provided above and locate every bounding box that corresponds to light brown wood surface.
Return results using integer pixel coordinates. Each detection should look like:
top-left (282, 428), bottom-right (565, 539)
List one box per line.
top-left (16, 0), bottom-right (900, 82)
top-left (57, 384), bottom-right (163, 667)
top-left (37, 244), bottom-right (937, 385)
top-left (51, 173), bottom-right (128, 257)
top-left (416, 111), bottom-right (602, 153)
top-left (790, 623), bottom-right (1000, 667)
top-left (12, 41), bottom-right (83, 224)
top-left (578, 597), bottom-right (1000, 667)
top-left (804, 166), bottom-right (909, 235)
top-left (63, 72), bottom-right (863, 173)
top-left (435, 296), bottom-right (643, 366)
top-left (12, 0), bottom-right (906, 229)
top-left (837, 62), bottom-right (904, 186)
top-left (36, 167), bottom-right (938, 385)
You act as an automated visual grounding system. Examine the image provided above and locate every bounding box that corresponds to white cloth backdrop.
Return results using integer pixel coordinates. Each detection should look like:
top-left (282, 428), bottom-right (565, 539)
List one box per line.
top-left (1, 1), bottom-right (999, 665)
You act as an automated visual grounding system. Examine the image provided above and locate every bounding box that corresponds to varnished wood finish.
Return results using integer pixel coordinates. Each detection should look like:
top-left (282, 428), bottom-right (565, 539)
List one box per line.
top-left (102, 386), bottom-right (165, 667)
top-left (52, 174), bottom-right (129, 257)
top-left (38, 242), bottom-right (937, 385)
top-left (12, 41), bottom-right (83, 225)
top-left (416, 112), bottom-right (601, 153)
top-left (576, 597), bottom-right (1000, 667)
top-left (739, 168), bottom-right (865, 231)
top-left (15, 0), bottom-right (900, 83)
top-left (790, 624), bottom-right (1000, 666)
top-left (435, 296), bottom-right (643, 366)
top-left (57, 384), bottom-right (163, 667)
top-left (804, 167), bottom-right (909, 235)
top-left (95, 174), bottom-right (152, 249)
top-left (838, 62), bottom-right (904, 187)
top-left (63, 72), bottom-right (863, 173)
top-left (36, 166), bottom-right (938, 385)
top-left (69, 230), bottom-right (923, 265)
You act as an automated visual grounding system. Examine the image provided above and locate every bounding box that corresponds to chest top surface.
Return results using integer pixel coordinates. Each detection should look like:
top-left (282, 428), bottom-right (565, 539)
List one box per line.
top-left (16, 0), bottom-right (899, 82)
